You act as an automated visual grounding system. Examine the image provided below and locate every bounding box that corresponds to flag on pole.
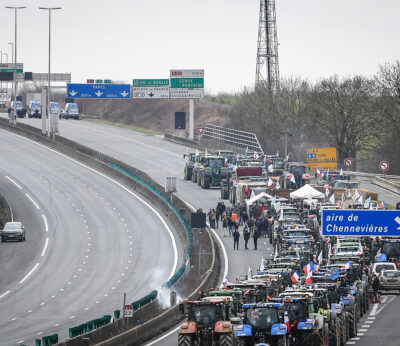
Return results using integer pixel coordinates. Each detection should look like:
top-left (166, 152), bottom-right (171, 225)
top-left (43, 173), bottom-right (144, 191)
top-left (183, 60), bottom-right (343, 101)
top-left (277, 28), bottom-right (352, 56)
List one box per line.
top-left (276, 182), bottom-right (281, 190)
top-left (268, 178), bottom-right (273, 187)
top-left (195, 149), bottom-right (199, 156)
top-left (325, 187), bottom-right (330, 197)
top-left (254, 151), bottom-right (259, 159)
top-left (341, 193), bottom-right (345, 202)
top-left (260, 257), bottom-right (265, 272)
top-left (248, 267), bottom-right (252, 280)
top-left (340, 168), bottom-right (343, 175)
top-left (291, 271), bottom-right (300, 283)
top-left (263, 155), bottom-right (267, 164)
top-left (290, 176), bottom-right (296, 184)
top-left (250, 189), bottom-right (256, 199)
top-left (341, 260), bottom-right (352, 270)
top-left (364, 196), bottom-right (371, 209)
top-left (316, 167), bottom-right (322, 176)
top-left (330, 269), bottom-right (340, 280)
top-left (245, 146), bottom-right (249, 154)
top-left (205, 149), bottom-right (208, 157)
top-left (327, 168), bottom-right (330, 177)
top-left (268, 164), bottom-right (273, 173)
top-left (358, 196), bottom-right (363, 204)
top-left (303, 261), bottom-right (315, 277)
top-left (347, 189), bottom-right (352, 198)
top-left (329, 194), bottom-right (335, 204)
top-left (380, 200), bottom-right (386, 209)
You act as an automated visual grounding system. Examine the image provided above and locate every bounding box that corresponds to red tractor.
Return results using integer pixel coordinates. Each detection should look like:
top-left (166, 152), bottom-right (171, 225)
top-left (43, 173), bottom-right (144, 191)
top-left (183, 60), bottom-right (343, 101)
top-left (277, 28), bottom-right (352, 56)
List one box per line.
top-left (178, 300), bottom-right (234, 346)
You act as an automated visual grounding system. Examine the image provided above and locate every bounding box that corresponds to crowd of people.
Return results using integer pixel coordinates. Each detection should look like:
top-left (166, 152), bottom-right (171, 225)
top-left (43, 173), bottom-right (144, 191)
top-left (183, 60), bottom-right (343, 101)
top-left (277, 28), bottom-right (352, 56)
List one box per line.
top-left (207, 201), bottom-right (272, 251)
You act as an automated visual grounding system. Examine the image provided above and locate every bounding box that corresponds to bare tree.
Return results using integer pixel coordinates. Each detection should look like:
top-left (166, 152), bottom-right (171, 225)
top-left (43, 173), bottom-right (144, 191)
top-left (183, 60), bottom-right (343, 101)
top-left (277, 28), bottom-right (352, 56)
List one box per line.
top-left (307, 76), bottom-right (380, 168)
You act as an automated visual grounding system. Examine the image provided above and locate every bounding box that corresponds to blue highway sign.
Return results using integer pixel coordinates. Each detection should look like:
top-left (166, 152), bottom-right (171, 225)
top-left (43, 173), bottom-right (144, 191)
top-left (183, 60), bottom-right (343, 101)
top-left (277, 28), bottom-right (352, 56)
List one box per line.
top-left (67, 83), bottom-right (131, 99)
top-left (322, 210), bottom-right (400, 236)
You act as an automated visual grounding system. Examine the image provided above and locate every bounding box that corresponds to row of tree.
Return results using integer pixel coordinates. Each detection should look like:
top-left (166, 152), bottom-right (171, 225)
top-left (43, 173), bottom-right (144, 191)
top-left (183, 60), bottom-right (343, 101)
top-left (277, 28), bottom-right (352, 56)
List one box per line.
top-left (230, 61), bottom-right (400, 174)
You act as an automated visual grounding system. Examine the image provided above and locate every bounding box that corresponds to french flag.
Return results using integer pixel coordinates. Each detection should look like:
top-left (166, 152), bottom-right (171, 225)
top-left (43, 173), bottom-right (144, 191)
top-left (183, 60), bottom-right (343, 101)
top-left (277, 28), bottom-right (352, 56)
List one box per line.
top-left (291, 271), bottom-right (300, 283)
top-left (317, 167), bottom-right (322, 176)
top-left (341, 260), bottom-right (352, 270)
top-left (380, 200), bottom-right (386, 209)
top-left (303, 261), bottom-right (314, 277)
top-left (303, 262), bottom-right (314, 284)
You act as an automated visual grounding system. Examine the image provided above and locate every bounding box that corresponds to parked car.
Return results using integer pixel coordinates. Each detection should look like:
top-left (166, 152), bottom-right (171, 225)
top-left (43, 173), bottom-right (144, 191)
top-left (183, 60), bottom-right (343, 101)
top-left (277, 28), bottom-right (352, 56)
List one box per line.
top-left (379, 270), bottom-right (400, 292)
top-left (371, 261), bottom-right (397, 278)
top-left (1, 222), bottom-right (25, 242)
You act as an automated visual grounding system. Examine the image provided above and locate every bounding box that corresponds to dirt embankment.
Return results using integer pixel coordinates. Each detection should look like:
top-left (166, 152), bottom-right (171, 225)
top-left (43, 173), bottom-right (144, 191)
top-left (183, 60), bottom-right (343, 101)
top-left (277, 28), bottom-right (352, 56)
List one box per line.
top-left (78, 98), bottom-right (232, 137)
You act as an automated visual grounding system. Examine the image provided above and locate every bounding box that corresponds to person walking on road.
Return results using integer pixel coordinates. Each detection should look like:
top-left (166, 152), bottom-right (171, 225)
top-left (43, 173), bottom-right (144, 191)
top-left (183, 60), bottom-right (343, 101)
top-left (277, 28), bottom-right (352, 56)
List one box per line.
top-left (372, 274), bottom-right (380, 303)
top-left (233, 227), bottom-right (240, 250)
top-left (253, 227), bottom-right (260, 250)
top-left (243, 226), bottom-right (250, 250)
top-left (222, 214), bottom-right (228, 237)
top-left (211, 209), bottom-right (217, 228)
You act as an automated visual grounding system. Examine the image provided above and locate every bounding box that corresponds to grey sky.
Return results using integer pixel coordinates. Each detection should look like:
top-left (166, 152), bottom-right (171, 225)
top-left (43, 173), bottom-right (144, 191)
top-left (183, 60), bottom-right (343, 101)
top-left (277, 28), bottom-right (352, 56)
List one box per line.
top-left (1, 0), bottom-right (399, 94)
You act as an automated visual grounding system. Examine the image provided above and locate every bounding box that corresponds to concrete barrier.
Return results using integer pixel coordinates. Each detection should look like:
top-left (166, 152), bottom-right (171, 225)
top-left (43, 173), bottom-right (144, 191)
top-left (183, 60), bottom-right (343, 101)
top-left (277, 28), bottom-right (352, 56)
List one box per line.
top-left (373, 176), bottom-right (400, 195)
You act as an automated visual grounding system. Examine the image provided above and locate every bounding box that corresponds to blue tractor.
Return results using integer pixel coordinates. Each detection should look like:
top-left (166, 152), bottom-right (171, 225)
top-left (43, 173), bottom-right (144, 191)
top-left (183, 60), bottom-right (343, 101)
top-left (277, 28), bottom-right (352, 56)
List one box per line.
top-left (235, 303), bottom-right (289, 346)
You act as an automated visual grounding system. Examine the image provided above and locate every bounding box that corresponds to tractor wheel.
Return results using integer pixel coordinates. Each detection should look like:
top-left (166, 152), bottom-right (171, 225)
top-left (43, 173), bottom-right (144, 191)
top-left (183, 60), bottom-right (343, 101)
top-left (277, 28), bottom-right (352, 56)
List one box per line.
top-left (204, 176), bottom-right (211, 189)
top-left (191, 171), bottom-right (196, 183)
top-left (178, 333), bottom-right (193, 346)
top-left (276, 336), bottom-right (287, 346)
top-left (219, 333), bottom-right (234, 346)
top-left (329, 319), bottom-right (339, 346)
top-left (339, 314), bottom-right (347, 345)
top-left (236, 338), bottom-right (246, 346)
top-left (187, 168), bottom-right (192, 181)
top-left (184, 168), bottom-right (188, 180)
top-left (324, 322), bottom-right (330, 346)
top-left (197, 173), bottom-right (202, 186)
top-left (298, 332), bottom-right (312, 346)
top-left (347, 308), bottom-right (357, 338)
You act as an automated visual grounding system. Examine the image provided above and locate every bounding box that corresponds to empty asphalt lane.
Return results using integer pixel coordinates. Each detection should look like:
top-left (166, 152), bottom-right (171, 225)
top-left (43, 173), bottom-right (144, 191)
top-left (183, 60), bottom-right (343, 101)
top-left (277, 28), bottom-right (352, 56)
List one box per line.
top-left (0, 130), bottom-right (179, 345)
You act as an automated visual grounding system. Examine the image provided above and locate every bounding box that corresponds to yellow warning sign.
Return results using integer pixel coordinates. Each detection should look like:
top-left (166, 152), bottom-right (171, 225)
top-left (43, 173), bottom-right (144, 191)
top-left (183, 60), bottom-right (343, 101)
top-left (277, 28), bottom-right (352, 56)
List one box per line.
top-left (306, 147), bottom-right (338, 171)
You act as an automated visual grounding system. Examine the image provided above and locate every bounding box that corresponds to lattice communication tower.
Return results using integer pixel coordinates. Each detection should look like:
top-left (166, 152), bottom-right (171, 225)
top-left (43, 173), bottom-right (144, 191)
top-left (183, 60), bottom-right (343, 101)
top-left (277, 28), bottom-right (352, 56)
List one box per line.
top-left (255, 0), bottom-right (280, 92)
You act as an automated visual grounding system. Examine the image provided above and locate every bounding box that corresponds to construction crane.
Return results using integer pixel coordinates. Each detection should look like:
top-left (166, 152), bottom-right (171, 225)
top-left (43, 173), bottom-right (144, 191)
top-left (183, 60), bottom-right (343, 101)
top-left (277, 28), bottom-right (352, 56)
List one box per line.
top-left (255, 0), bottom-right (280, 92)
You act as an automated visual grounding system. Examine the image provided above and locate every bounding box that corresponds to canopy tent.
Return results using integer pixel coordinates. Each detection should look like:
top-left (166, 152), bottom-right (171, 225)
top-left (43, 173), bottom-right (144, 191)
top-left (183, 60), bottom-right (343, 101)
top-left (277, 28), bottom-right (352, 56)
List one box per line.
top-left (290, 184), bottom-right (325, 200)
top-left (246, 192), bottom-right (274, 206)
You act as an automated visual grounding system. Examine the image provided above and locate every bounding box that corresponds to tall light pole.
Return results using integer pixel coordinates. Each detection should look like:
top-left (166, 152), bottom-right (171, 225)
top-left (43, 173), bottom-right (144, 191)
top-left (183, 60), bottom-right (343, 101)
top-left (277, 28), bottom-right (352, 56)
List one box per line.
top-left (281, 130), bottom-right (293, 189)
top-left (39, 6), bottom-right (61, 137)
top-left (6, 6), bottom-right (26, 124)
top-left (8, 43), bottom-right (14, 65)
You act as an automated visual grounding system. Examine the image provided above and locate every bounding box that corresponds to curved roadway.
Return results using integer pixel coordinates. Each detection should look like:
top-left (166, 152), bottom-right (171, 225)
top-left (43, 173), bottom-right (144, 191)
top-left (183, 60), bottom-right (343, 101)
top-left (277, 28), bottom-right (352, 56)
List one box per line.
top-left (7, 117), bottom-right (400, 346)
top-left (0, 128), bottom-right (179, 345)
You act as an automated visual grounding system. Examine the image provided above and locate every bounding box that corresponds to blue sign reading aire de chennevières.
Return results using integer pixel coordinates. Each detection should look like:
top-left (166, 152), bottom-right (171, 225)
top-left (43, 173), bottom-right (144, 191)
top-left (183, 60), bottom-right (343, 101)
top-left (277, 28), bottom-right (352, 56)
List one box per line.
top-left (67, 83), bottom-right (131, 99)
top-left (322, 210), bottom-right (400, 236)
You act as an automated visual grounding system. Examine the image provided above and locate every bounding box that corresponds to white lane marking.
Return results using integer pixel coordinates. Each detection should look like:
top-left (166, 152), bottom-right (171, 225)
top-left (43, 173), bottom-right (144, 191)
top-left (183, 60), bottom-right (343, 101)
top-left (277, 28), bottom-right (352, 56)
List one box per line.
top-left (367, 316), bottom-right (376, 319)
top-left (41, 237), bottom-right (49, 257)
top-left (0, 291), bottom-right (10, 299)
top-left (347, 342), bottom-right (356, 345)
top-left (362, 325), bottom-right (371, 328)
top-left (352, 337), bottom-right (360, 340)
top-left (84, 307), bottom-right (89, 311)
top-left (40, 302), bottom-right (45, 306)
top-left (25, 193), bottom-right (40, 209)
top-left (144, 326), bottom-right (180, 346)
top-left (11, 317), bottom-right (17, 321)
top-left (369, 303), bottom-right (379, 316)
top-left (365, 320), bottom-right (373, 324)
top-left (69, 315), bottom-right (75, 319)
top-left (54, 323), bottom-right (60, 327)
top-left (5, 175), bottom-right (22, 189)
top-left (359, 329), bottom-right (368, 332)
top-left (358, 333), bottom-right (364, 336)
top-left (42, 214), bottom-right (49, 232)
top-left (375, 295), bottom-right (395, 316)
top-left (19, 263), bottom-right (40, 284)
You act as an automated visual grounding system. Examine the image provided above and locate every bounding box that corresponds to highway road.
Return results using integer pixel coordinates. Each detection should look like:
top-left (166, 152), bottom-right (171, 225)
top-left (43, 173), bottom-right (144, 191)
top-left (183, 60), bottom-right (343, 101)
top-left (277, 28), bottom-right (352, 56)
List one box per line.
top-left (5, 117), bottom-right (400, 346)
top-left (0, 128), bottom-right (180, 345)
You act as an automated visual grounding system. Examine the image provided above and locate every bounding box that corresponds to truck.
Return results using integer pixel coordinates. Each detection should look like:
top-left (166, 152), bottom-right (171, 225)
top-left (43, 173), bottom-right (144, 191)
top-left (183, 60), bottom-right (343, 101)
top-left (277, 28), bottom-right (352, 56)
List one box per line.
top-left (28, 100), bottom-right (42, 118)
top-left (61, 103), bottom-right (80, 119)
top-left (221, 166), bottom-right (264, 200)
top-left (8, 101), bottom-right (26, 118)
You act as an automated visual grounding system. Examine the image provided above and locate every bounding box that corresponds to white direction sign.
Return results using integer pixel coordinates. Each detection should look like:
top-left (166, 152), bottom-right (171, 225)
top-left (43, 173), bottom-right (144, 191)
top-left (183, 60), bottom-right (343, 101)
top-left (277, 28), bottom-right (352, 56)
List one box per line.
top-left (132, 79), bottom-right (169, 99)
top-left (170, 69), bottom-right (204, 99)
top-left (0, 92), bottom-right (11, 104)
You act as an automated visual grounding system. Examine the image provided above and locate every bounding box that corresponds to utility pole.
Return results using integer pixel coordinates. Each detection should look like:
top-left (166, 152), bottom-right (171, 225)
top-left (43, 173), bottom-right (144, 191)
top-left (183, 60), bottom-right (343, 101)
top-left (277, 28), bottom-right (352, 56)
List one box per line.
top-left (39, 6), bottom-right (61, 137)
top-left (255, 0), bottom-right (280, 92)
top-left (6, 6), bottom-right (26, 124)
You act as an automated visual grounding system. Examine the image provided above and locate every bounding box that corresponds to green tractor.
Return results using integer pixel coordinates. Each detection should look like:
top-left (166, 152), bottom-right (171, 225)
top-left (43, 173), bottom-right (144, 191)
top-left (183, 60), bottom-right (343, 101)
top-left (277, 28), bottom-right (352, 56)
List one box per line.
top-left (184, 152), bottom-right (203, 181)
top-left (198, 156), bottom-right (227, 189)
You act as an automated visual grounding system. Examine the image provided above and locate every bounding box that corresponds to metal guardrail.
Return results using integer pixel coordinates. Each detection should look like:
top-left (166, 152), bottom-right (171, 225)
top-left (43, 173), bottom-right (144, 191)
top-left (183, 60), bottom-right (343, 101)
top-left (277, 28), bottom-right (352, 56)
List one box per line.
top-left (200, 124), bottom-right (264, 154)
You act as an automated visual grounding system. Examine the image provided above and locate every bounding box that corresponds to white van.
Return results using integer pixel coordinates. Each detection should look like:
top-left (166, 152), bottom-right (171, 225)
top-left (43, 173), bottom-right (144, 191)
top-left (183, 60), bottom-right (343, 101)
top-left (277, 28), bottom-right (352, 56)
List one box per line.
top-left (28, 101), bottom-right (42, 118)
top-left (63, 103), bottom-right (79, 120)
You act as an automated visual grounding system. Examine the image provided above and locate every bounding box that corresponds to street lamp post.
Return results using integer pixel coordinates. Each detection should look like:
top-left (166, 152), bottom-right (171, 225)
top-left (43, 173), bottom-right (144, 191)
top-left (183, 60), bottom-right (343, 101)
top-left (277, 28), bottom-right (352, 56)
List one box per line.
top-left (281, 131), bottom-right (293, 189)
top-left (6, 6), bottom-right (26, 124)
top-left (39, 7), bottom-right (61, 137)
top-left (8, 43), bottom-right (14, 65)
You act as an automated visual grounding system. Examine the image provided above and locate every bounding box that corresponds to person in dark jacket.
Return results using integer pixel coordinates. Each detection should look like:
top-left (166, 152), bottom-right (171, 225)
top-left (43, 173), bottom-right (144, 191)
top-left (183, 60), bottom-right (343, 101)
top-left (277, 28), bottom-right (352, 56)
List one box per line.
top-left (243, 226), bottom-right (250, 250)
top-left (233, 228), bottom-right (240, 250)
top-left (372, 274), bottom-right (380, 303)
top-left (253, 228), bottom-right (260, 250)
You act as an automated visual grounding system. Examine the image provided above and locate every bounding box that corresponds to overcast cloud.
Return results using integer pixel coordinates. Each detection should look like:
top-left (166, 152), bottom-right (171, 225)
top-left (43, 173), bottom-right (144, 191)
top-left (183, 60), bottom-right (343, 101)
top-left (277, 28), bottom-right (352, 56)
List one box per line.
top-left (0, 0), bottom-right (399, 94)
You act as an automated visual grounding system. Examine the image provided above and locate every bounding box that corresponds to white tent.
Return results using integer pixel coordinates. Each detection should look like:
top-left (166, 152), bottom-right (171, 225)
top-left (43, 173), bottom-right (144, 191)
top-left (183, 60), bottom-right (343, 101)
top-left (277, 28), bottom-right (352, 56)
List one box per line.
top-left (246, 192), bottom-right (274, 206)
top-left (290, 184), bottom-right (325, 200)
